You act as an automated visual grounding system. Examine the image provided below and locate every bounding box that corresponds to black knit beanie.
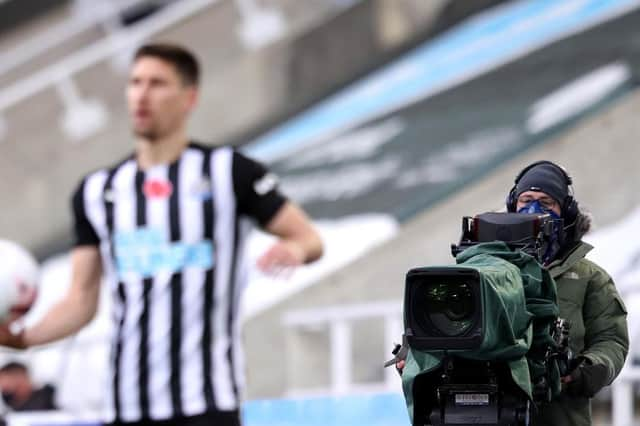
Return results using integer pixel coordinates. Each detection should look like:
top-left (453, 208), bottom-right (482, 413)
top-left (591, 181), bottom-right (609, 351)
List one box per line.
top-left (516, 163), bottom-right (569, 204)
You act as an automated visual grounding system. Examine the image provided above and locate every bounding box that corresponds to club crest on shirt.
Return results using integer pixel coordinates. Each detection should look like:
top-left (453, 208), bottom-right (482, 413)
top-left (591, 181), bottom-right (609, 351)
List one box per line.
top-left (191, 176), bottom-right (213, 200)
top-left (104, 189), bottom-right (116, 203)
top-left (144, 179), bottom-right (173, 199)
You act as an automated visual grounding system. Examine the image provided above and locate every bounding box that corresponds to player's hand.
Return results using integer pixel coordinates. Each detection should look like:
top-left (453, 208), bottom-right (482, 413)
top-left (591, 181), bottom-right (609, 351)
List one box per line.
top-left (0, 322), bottom-right (27, 350)
top-left (396, 359), bottom-right (406, 374)
top-left (257, 240), bottom-right (306, 277)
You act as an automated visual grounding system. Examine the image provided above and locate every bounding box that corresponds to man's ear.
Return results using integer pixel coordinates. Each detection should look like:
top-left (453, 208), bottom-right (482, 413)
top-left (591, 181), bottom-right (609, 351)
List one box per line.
top-left (184, 86), bottom-right (198, 111)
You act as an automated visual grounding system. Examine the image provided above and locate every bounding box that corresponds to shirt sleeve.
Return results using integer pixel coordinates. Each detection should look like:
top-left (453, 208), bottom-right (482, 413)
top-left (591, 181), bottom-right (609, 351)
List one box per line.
top-left (72, 178), bottom-right (100, 247)
top-left (232, 151), bottom-right (287, 226)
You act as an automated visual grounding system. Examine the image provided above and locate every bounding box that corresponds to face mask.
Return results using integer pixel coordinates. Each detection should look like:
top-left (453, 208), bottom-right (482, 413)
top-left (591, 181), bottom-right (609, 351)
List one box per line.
top-left (517, 200), bottom-right (560, 219)
top-left (517, 200), bottom-right (563, 264)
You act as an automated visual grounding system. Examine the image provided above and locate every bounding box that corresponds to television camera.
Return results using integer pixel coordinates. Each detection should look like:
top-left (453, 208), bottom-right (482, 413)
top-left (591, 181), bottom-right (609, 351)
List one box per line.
top-left (396, 212), bottom-right (572, 426)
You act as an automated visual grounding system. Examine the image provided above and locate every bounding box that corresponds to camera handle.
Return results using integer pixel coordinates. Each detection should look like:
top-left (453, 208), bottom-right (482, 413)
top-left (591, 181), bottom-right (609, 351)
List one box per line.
top-left (384, 334), bottom-right (409, 369)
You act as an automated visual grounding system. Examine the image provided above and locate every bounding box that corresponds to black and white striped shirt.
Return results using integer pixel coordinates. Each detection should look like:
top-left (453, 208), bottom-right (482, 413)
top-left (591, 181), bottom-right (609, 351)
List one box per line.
top-left (72, 143), bottom-right (285, 423)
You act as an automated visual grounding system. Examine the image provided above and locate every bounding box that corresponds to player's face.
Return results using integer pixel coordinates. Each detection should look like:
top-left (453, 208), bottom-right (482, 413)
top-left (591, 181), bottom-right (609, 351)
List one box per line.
top-left (127, 56), bottom-right (196, 141)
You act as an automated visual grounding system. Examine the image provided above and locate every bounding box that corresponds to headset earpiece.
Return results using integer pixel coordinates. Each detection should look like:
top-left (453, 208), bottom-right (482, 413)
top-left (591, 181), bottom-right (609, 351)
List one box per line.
top-left (562, 196), bottom-right (579, 227)
top-left (506, 185), bottom-right (518, 212)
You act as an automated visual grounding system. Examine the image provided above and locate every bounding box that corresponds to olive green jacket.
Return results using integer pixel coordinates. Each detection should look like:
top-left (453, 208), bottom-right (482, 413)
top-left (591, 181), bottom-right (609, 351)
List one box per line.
top-left (531, 241), bottom-right (629, 426)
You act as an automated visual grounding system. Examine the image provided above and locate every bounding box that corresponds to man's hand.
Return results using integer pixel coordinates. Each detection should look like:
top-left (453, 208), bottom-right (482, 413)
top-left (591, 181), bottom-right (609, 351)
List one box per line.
top-left (257, 240), bottom-right (306, 277)
top-left (384, 339), bottom-right (408, 375)
top-left (4, 247), bottom-right (102, 349)
top-left (259, 202), bottom-right (323, 277)
top-left (562, 358), bottom-right (609, 398)
top-left (0, 323), bottom-right (27, 350)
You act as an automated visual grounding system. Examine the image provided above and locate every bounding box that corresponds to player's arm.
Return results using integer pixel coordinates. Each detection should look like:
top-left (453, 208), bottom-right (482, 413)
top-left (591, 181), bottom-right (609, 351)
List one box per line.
top-left (232, 150), bottom-right (323, 273)
top-left (23, 245), bottom-right (102, 347)
top-left (0, 178), bottom-right (104, 349)
top-left (258, 201), bottom-right (323, 272)
top-left (0, 246), bottom-right (102, 349)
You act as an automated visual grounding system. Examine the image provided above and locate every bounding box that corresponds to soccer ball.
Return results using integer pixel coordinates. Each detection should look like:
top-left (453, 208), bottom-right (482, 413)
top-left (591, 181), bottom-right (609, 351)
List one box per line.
top-left (0, 240), bottom-right (39, 324)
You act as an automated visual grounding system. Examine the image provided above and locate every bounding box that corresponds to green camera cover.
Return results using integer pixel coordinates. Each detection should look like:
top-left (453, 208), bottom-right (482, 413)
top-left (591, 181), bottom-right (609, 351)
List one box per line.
top-left (401, 242), bottom-right (560, 421)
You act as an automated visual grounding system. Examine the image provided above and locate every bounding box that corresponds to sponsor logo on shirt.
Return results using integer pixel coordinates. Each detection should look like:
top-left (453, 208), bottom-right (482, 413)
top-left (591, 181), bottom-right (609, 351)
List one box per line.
top-left (114, 228), bottom-right (214, 278)
top-left (143, 179), bottom-right (173, 199)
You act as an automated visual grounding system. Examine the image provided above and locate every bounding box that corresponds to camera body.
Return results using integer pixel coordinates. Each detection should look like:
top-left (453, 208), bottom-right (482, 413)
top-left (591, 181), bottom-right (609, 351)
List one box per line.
top-left (451, 212), bottom-right (560, 261)
top-left (401, 212), bottom-right (572, 426)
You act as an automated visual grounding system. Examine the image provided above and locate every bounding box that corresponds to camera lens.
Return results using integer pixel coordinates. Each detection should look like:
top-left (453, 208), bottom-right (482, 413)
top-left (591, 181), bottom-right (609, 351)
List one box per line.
top-left (422, 282), bottom-right (474, 336)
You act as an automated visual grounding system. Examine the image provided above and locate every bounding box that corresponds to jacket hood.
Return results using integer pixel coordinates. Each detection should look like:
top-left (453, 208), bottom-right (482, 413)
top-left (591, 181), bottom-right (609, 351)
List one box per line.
top-left (572, 211), bottom-right (592, 241)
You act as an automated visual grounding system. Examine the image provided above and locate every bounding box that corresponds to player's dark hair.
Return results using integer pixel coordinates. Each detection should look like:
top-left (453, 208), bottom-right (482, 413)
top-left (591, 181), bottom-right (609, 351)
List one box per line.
top-left (0, 361), bottom-right (28, 374)
top-left (133, 43), bottom-right (200, 86)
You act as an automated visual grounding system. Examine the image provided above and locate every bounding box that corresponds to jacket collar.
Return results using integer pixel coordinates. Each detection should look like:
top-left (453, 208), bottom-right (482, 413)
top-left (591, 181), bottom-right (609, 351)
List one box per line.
top-left (547, 241), bottom-right (593, 278)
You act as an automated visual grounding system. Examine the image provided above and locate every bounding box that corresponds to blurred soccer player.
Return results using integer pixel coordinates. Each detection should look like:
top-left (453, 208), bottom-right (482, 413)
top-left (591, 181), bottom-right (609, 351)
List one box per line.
top-left (0, 43), bottom-right (323, 426)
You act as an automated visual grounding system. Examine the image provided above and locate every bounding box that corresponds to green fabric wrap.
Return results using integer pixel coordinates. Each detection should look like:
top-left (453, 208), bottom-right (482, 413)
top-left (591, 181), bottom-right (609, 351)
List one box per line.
top-left (401, 242), bottom-right (561, 422)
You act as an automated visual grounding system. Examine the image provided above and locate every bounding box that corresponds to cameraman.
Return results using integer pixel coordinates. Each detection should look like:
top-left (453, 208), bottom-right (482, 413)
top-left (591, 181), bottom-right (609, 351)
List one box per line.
top-left (396, 160), bottom-right (628, 426)
top-left (506, 160), bottom-right (628, 426)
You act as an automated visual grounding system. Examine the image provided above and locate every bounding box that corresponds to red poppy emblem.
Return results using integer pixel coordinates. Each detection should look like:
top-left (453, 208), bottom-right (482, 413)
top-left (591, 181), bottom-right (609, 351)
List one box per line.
top-left (143, 179), bottom-right (173, 199)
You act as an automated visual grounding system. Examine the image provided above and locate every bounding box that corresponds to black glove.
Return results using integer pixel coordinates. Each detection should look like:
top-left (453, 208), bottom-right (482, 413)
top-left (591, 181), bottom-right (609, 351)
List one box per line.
top-left (565, 358), bottom-right (609, 398)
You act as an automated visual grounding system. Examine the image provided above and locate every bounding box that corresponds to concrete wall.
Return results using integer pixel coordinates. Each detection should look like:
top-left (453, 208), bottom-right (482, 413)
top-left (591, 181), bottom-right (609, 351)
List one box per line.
top-left (242, 88), bottom-right (640, 398)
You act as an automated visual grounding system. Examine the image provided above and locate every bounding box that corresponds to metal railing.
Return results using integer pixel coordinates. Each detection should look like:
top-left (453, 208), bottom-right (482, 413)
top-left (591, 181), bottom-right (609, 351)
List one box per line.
top-left (282, 301), bottom-right (404, 396)
top-left (0, 0), bottom-right (149, 79)
top-left (0, 0), bottom-right (298, 142)
top-left (613, 365), bottom-right (640, 426)
top-left (0, 0), bottom-right (219, 142)
top-left (612, 290), bottom-right (640, 426)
